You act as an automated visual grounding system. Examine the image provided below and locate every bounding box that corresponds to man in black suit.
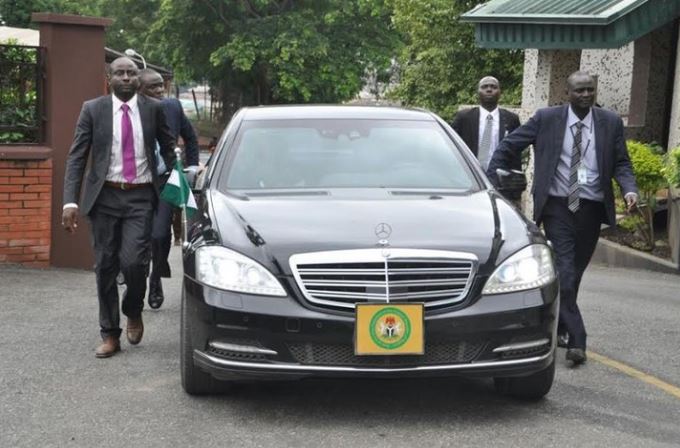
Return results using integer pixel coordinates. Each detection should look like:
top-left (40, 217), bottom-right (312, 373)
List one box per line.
top-left (451, 76), bottom-right (521, 171)
top-left (487, 71), bottom-right (638, 366)
top-left (62, 57), bottom-right (176, 358)
top-left (138, 68), bottom-right (200, 309)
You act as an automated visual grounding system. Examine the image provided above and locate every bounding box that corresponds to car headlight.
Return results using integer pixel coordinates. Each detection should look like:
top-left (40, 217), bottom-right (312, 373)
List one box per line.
top-left (195, 246), bottom-right (286, 297)
top-left (482, 244), bottom-right (555, 295)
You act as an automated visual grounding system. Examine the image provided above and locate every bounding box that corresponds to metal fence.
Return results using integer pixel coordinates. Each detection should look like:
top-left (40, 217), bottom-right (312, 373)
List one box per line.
top-left (0, 44), bottom-right (45, 144)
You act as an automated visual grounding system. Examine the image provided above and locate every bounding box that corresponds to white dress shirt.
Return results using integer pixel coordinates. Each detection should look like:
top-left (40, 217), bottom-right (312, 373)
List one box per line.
top-left (109, 94), bottom-right (151, 184)
top-left (478, 106), bottom-right (500, 168)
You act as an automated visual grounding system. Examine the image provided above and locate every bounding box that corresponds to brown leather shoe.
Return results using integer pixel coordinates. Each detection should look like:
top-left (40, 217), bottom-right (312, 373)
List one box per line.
top-left (95, 337), bottom-right (121, 358)
top-left (127, 316), bottom-right (144, 345)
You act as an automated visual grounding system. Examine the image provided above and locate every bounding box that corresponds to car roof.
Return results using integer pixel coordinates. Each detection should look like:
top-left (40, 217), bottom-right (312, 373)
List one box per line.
top-left (240, 105), bottom-right (437, 121)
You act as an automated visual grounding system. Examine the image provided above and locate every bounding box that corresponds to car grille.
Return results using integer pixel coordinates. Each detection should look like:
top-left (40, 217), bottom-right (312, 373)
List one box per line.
top-left (287, 340), bottom-right (486, 367)
top-left (290, 249), bottom-right (477, 310)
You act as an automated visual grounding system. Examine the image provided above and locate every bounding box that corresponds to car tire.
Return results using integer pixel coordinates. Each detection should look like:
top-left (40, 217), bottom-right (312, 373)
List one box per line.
top-left (180, 288), bottom-right (227, 395)
top-left (493, 358), bottom-right (555, 401)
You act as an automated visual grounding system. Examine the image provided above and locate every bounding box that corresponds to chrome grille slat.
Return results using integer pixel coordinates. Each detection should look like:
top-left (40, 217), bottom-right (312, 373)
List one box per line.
top-left (290, 249), bottom-right (478, 311)
top-left (307, 288), bottom-right (466, 300)
top-left (300, 279), bottom-right (469, 287)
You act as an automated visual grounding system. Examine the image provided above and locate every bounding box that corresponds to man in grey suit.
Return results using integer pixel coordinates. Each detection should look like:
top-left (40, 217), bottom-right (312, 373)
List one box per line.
top-left (62, 57), bottom-right (176, 358)
top-left (487, 71), bottom-right (638, 366)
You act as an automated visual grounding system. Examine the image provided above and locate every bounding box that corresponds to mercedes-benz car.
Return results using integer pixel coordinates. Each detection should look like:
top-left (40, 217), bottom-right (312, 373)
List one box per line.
top-left (181, 105), bottom-right (558, 399)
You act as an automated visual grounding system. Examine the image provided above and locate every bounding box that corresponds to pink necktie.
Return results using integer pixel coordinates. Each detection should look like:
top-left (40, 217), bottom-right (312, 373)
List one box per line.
top-left (120, 104), bottom-right (136, 182)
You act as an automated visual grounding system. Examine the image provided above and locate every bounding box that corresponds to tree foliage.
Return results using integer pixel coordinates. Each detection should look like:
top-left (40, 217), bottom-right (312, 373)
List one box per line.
top-left (150, 0), bottom-right (399, 118)
top-left (388, 0), bottom-right (524, 121)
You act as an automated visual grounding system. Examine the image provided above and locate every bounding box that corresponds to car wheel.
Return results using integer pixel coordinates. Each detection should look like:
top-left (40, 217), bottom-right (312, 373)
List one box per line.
top-left (493, 359), bottom-right (555, 401)
top-left (180, 288), bottom-right (227, 395)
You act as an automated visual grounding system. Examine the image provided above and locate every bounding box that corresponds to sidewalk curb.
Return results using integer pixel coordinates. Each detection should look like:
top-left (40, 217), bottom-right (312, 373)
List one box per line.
top-left (592, 238), bottom-right (680, 275)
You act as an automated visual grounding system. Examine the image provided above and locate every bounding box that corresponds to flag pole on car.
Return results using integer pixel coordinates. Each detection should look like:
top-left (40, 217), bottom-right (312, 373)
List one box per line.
top-left (160, 147), bottom-right (198, 246)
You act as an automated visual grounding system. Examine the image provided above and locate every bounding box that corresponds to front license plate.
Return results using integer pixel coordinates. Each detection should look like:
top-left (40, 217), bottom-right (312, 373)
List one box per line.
top-left (355, 303), bottom-right (424, 355)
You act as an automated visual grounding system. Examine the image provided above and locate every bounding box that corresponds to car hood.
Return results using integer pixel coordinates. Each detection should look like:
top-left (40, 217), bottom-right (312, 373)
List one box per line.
top-left (208, 189), bottom-right (534, 276)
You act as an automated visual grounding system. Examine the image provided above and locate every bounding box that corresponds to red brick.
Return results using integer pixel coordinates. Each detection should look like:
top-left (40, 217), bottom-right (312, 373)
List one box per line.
top-left (0, 201), bottom-right (22, 209)
top-left (24, 245), bottom-right (50, 254)
top-left (0, 185), bottom-right (24, 193)
top-left (7, 253), bottom-right (37, 262)
top-left (0, 177), bottom-right (9, 184)
top-left (0, 194), bottom-right (8, 201)
top-left (8, 222), bottom-right (50, 232)
top-left (23, 200), bottom-right (51, 208)
top-left (38, 176), bottom-right (51, 184)
top-left (24, 169), bottom-right (52, 178)
top-left (0, 239), bottom-right (7, 247)
top-left (10, 193), bottom-right (39, 201)
top-left (25, 185), bottom-right (51, 193)
top-left (0, 254), bottom-right (6, 261)
top-left (0, 225), bottom-right (7, 231)
top-left (0, 209), bottom-right (7, 216)
top-left (9, 177), bottom-right (38, 185)
top-left (37, 160), bottom-right (53, 168)
top-left (0, 247), bottom-right (24, 255)
top-left (0, 161), bottom-right (14, 168)
top-left (0, 169), bottom-right (24, 177)
top-left (35, 252), bottom-right (50, 261)
top-left (0, 216), bottom-right (26, 224)
top-left (8, 208), bottom-right (42, 216)
top-left (38, 192), bottom-right (52, 200)
top-left (9, 239), bottom-right (42, 247)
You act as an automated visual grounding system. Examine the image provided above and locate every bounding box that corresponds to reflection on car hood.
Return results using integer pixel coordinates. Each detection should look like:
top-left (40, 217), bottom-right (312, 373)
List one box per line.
top-left (209, 189), bottom-right (528, 275)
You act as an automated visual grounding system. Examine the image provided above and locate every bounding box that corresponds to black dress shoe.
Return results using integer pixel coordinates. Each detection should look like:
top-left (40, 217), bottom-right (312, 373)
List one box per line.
top-left (566, 348), bottom-right (587, 366)
top-left (557, 333), bottom-right (569, 348)
top-left (148, 278), bottom-right (165, 309)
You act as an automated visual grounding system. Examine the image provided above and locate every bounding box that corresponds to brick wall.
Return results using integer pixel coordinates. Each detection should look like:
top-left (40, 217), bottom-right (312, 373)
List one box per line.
top-left (0, 159), bottom-right (52, 267)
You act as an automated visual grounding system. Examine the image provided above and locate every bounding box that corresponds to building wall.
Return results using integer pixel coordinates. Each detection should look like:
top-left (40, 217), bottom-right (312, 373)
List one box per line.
top-left (0, 157), bottom-right (52, 267)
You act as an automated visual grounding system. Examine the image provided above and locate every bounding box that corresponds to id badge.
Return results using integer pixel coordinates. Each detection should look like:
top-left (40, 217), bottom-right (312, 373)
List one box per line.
top-left (577, 166), bottom-right (588, 185)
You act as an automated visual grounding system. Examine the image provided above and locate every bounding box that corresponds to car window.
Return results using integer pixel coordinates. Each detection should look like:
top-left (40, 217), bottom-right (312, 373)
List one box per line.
top-left (220, 119), bottom-right (477, 191)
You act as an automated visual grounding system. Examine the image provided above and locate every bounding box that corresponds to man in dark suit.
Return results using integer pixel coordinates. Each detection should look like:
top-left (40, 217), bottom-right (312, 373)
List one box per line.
top-left (487, 71), bottom-right (638, 366)
top-left (138, 68), bottom-right (200, 309)
top-left (451, 76), bottom-right (521, 171)
top-left (62, 57), bottom-right (176, 358)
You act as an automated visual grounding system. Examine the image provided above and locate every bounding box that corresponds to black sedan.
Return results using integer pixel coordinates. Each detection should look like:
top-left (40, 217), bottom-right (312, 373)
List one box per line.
top-left (181, 105), bottom-right (558, 399)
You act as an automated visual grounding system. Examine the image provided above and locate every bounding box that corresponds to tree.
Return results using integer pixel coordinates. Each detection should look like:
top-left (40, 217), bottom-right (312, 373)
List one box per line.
top-left (150, 0), bottom-right (400, 119)
top-left (389, 0), bottom-right (524, 121)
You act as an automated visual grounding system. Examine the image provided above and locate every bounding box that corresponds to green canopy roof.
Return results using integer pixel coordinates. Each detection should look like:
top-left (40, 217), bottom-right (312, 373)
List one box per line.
top-left (461, 0), bottom-right (680, 49)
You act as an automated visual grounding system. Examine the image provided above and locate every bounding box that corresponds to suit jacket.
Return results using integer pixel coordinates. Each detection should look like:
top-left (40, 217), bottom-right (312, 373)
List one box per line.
top-left (160, 97), bottom-right (199, 166)
top-left (451, 107), bottom-right (521, 170)
top-left (63, 94), bottom-right (176, 215)
top-left (487, 105), bottom-right (638, 226)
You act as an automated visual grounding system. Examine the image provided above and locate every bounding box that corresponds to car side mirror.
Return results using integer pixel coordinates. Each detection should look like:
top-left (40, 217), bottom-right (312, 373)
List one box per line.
top-left (496, 168), bottom-right (527, 199)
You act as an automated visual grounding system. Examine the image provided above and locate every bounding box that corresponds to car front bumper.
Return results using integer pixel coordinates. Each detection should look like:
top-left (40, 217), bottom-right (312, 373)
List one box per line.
top-left (184, 276), bottom-right (558, 382)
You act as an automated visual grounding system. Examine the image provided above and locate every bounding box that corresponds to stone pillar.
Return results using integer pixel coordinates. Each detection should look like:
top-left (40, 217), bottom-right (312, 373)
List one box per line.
top-left (519, 49), bottom-right (581, 219)
top-left (666, 23), bottom-right (680, 267)
top-left (32, 13), bottom-right (112, 269)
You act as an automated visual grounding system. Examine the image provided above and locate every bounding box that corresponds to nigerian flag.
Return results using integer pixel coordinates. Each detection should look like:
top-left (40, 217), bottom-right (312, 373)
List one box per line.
top-left (160, 158), bottom-right (197, 218)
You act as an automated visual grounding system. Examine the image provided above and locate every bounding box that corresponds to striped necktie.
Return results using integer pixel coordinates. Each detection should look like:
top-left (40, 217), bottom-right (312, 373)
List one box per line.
top-left (568, 122), bottom-right (585, 213)
top-left (478, 113), bottom-right (493, 168)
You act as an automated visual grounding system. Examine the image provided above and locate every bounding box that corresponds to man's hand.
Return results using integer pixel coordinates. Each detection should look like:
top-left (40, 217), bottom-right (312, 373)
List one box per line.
top-left (624, 192), bottom-right (639, 213)
top-left (62, 207), bottom-right (78, 233)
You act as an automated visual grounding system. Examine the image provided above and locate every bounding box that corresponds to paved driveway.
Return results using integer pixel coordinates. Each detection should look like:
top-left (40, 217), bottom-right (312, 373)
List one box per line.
top-left (1, 249), bottom-right (679, 447)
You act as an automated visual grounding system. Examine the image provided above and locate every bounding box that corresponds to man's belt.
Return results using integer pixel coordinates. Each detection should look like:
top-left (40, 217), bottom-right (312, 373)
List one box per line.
top-left (104, 181), bottom-right (153, 191)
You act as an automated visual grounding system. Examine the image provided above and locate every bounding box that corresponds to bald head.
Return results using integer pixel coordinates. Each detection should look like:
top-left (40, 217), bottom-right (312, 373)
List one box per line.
top-left (108, 57), bottom-right (139, 102)
top-left (139, 68), bottom-right (164, 99)
top-left (478, 76), bottom-right (501, 111)
top-left (566, 71), bottom-right (596, 116)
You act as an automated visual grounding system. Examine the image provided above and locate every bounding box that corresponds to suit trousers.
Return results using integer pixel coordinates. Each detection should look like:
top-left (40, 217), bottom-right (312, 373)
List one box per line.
top-left (542, 196), bottom-right (605, 349)
top-left (150, 195), bottom-right (174, 282)
top-left (89, 185), bottom-right (155, 339)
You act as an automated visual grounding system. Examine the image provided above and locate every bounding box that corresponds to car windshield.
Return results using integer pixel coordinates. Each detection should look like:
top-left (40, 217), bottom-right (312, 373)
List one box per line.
top-left (221, 118), bottom-right (478, 191)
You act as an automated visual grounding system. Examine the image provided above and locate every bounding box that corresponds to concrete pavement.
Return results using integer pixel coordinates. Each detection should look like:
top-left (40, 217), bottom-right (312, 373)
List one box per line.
top-left (1, 247), bottom-right (679, 447)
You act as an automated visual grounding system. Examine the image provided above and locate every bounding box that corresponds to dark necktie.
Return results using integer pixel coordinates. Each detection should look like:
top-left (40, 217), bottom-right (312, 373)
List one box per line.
top-left (568, 122), bottom-right (585, 213)
top-left (121, 103), bottom-right (136, 182)
top-left (478, 113), bottom-right (493, 168)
